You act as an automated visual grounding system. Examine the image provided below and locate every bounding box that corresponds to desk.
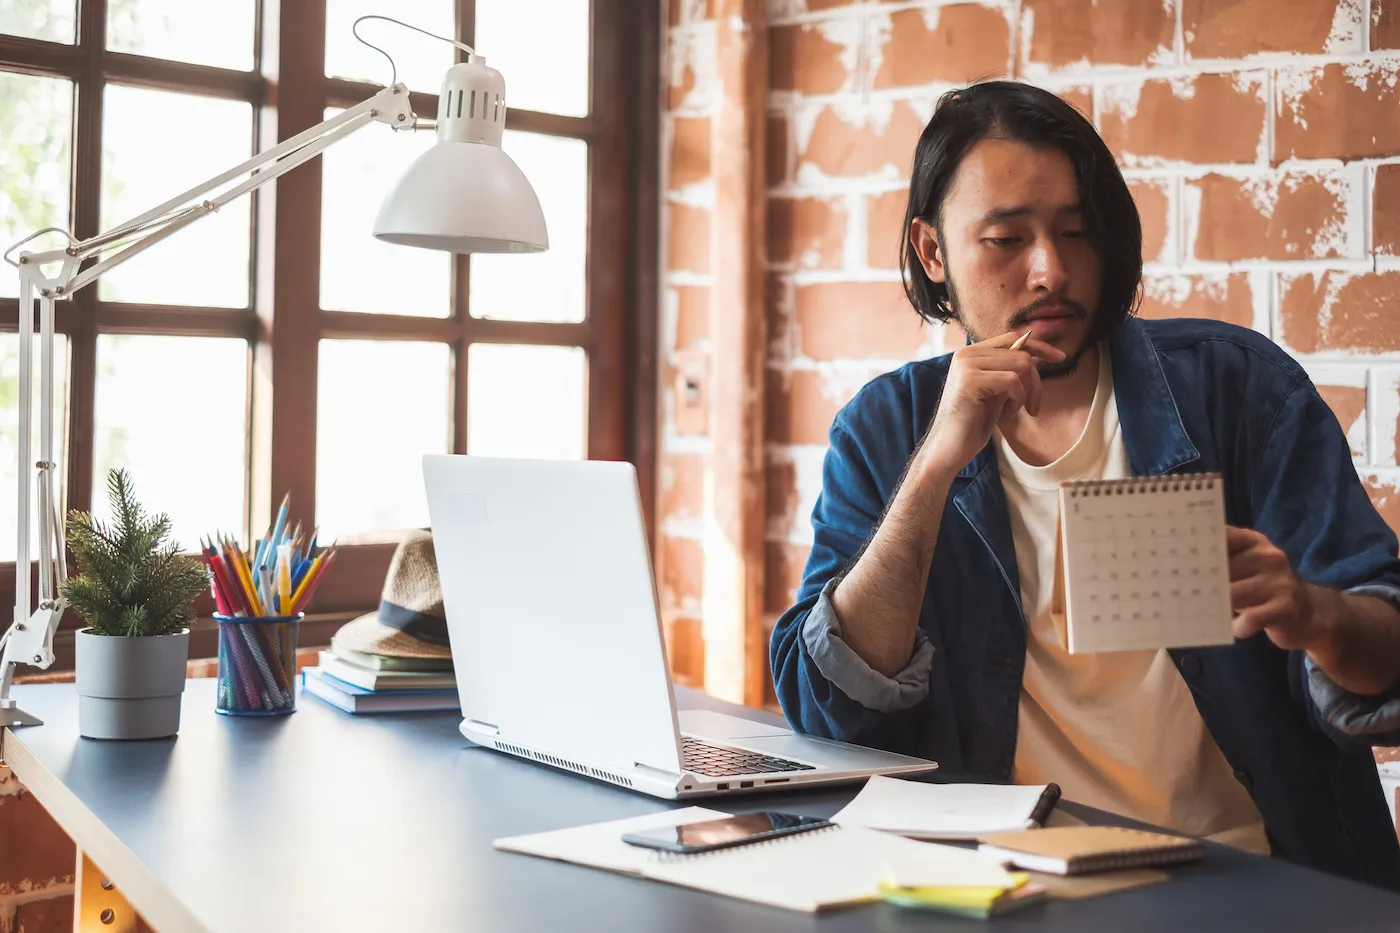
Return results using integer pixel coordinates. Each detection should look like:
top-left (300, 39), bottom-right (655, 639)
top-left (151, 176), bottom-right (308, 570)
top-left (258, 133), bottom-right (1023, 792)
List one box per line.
top-left (4, 680), bottom-right (1400, 932)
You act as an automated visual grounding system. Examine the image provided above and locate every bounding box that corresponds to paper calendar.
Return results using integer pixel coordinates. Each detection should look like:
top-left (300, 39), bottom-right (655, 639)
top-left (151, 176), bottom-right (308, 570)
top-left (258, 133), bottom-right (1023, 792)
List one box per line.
top-left (1049, 474), bottom-right (1233, 654)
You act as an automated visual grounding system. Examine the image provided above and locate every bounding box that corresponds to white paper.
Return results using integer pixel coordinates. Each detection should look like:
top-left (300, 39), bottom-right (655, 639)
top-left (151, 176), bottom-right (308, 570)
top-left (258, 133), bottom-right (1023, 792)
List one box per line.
top-left (493, 806), bottom-right (729, 874)
top-left (832, 776), bottom-right (1049, 840)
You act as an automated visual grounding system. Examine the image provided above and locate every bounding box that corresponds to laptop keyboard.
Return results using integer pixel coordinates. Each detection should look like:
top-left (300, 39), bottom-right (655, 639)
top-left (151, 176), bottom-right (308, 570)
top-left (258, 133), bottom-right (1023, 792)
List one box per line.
top-left (681, 736), bottom-right (817, 778)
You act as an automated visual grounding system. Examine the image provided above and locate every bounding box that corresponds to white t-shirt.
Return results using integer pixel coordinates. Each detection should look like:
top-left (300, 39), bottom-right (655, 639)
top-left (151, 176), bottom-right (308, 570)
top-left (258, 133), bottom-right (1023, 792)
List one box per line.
top-left (993, 346), bottom-right (1269, 854)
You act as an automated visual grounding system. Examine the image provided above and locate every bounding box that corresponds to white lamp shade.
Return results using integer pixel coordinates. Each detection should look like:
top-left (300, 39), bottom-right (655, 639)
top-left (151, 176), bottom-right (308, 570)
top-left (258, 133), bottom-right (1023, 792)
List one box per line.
top-left (373, 140), bottom-right (548, 254)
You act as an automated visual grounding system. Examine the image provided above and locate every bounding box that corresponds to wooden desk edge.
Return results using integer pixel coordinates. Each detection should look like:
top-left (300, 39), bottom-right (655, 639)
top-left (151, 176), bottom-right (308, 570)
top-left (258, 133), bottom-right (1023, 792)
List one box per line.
top-left (3, 727), bottom-right (209, 933)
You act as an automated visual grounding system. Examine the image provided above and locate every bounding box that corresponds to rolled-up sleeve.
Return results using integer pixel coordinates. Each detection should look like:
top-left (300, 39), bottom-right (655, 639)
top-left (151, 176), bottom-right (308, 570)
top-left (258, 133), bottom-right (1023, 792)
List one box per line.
top-left (802, 577), bottom-right (933, 712)
top-left (1251, 380), bottom-right (1400, 747)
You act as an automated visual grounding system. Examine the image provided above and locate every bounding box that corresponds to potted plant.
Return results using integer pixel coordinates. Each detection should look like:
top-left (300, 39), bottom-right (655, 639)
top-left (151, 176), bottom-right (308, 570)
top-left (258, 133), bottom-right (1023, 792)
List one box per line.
top-left (61, 469), bottom-right (209, 739)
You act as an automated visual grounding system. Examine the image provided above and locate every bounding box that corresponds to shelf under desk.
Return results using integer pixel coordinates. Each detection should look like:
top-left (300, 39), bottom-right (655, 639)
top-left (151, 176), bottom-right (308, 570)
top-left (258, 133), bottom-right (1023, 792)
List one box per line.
top-left (4, 679), bottom-right (1399, 932)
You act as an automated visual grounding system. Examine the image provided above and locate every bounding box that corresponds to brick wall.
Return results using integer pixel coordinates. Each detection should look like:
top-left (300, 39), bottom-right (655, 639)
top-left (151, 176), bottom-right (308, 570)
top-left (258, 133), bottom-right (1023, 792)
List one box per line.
top-left (660, 0), bottom-right (1400, 703)
top-left (0, 764), bottom-right (74, 933)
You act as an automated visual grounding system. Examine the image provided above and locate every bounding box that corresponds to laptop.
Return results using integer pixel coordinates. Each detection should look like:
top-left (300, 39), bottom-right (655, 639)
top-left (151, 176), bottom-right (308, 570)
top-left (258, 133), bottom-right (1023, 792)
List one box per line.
top-left (422, 455), bottom-right (937, 799)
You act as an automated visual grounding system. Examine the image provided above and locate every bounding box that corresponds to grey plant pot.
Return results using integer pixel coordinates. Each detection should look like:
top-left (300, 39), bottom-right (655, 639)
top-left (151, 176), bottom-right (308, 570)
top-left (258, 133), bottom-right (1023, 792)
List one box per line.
top-left (75, 628), bottom-right (190, 740)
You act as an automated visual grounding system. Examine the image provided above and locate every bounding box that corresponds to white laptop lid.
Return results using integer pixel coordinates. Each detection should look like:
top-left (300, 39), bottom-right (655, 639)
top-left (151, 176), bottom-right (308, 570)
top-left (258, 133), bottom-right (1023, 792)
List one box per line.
top-left (422, 455), bottom-right (685, 777)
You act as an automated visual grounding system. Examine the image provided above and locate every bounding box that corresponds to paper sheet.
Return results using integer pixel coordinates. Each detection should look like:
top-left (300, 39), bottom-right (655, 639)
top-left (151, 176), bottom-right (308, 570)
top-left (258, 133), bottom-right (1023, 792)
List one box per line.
top-left (832, 776), bottom-right (1049, 840)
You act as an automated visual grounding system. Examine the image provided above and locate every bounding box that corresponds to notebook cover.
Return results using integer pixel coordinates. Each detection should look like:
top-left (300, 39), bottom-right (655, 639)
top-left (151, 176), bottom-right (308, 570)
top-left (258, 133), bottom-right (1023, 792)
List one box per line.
top-left (978, 826), bottom-right (1204, 875)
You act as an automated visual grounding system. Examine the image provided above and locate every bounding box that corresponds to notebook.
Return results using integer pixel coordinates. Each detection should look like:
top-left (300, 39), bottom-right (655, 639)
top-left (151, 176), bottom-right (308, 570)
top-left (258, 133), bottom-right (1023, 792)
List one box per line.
top-left (978, 826), bottom-right (1205, 875)
top-left (1050, 473), bottom-right (1233, 654)
top-left (301, 667), bottom-right (460, 714)
top-left (316, 650), bottom-right (457, 691)
top-left (831, 776), bottom-right (1054, 840)
top-left (495, 808), bottom-right (1017, 913)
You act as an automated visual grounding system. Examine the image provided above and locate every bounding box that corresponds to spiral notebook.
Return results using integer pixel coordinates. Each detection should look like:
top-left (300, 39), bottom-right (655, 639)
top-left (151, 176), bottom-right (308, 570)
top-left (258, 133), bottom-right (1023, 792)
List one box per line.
top-left (1050, 473), bottom-right (1233, 654)
top-left (978, 826), bottom-right (1205, 875)
top-left (494, 808), bottom-right (1016, 913)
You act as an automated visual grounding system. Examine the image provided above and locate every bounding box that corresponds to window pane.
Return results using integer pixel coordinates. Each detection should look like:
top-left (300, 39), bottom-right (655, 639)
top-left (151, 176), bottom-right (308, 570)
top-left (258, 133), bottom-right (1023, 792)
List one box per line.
top-left (467, 344), bottom-right (586, 460)
top-left (0, 334), bottom-right (70, 562)
top-left (320, 108), bottom-right (449, 317)
top-left (325, 0), bottom-right (454, 94)
top-left (99, 86), bottom-right (253, 308)
top-left (317, 340), bottom-right (450, 539)
top-left (475, 0), bottom-right (589, 117)
top-left (470, 132), bottom-right (586, 323)
top-left (93, 336), bottom-right (248, 553)
top-left (0, 73), bottom-right (73, 298)
top-left (107, 0), bottom-right (255, 71)
top-left (0, 0), bottom-right (75, 44)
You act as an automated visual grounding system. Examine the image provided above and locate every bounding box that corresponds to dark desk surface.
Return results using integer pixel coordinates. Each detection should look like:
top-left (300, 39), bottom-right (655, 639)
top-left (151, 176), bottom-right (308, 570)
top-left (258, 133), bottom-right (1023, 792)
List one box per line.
top-left (5, 680), bottom-right (1400, 933)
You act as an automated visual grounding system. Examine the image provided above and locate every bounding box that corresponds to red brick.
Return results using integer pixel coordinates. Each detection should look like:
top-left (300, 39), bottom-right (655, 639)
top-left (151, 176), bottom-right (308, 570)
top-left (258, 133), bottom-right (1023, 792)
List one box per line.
top-left (667, 201), bottom-right (710, 273)
top-left (765, 458), bottom-right (799, 539)
top-left (770, 23), bottom-right (848, 95)
top-left (874, 5), bottom-right (1009, 88)
top-left (1188, 172), bottom-right (1351, 262)
top-left (13, 894), bottom-right (74, 933)
top-left (669, 117), bottom-right (710, 190)
top-left (664, 616), bottom-right (705, 686)
top-left (1128, 179), bottom-right (1171, 263)
top-left (673, 285), bottom-right (709, 351)
top-left (766, 196), bottom-right (847, 268)
top-left (0, 789), bottom-right (75, 893)
top-left (764, 541), bottom-right (812, 614)
top-left (1316, 384), bottom-right (1366, 457)
top-left (768, 113), bottom-right (791, 188)
top-left (867, 189), bottom-right (908, 270)
top-left (661, 535), bottom-right (704, 607)
top-left (795, 281), bottom-right (925, 359)
top-left (1020, 0), bottom-right (1173, 71)
top-left (662, 453), bottom-right (705, 521)
top-left (799, 101), bottom-right (924, 178)
top-left (1100, 72), bottom-right (1267, 165)
top-left (1280, 271), bottom-right (1400, 353)
top-left (1058, 85), bottom-right (1093, 119)
top-left (1364, 477), bottom-right (1400, 539)
top-left (1183, 0), bottom-right (1344, 59)
top-left (1139, 273), bottom-right (1254, 330)
top-left (670, 353), bottom-right (708, 436)
top-left (1376, 164), bottom-right (1400, 256)
top-left (1276, 63), bottom-right (1400, 162)
top-left (1374, 0), bottom-right (1400, 49)
top-left (807, 0), bottom-right (858, 8)
top-left (767, 368), bottom-right (860, 445)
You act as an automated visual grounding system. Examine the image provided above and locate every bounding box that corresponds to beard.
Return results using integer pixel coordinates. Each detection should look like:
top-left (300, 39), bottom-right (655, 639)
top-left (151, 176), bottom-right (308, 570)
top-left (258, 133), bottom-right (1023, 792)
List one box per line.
top-left (947, 272), bottom-right (1095, 381)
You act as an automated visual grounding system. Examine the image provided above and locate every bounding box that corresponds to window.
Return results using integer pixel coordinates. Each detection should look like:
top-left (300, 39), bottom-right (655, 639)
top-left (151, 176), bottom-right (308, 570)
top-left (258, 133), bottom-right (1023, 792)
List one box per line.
top-left (0, 0), bottom-right (659, 668)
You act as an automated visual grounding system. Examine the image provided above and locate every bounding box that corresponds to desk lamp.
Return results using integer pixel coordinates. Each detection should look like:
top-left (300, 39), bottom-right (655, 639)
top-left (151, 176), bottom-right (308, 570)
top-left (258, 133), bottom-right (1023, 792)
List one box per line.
top-left (0, 16), bottom-right (548, 728)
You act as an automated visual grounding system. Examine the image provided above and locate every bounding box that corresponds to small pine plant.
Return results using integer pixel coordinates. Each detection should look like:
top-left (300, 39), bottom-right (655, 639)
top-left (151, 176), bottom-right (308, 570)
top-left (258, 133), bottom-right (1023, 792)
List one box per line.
top-left (60, 469), bottom-right (208, 637)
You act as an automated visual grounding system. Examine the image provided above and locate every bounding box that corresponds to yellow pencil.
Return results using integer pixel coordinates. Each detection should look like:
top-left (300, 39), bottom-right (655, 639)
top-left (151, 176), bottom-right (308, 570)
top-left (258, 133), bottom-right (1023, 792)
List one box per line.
top-left (277, 544), bottom-right (293, 616)
top-left (230, 539), bottom-right (265, 616)
top-left (287, 553), bottom-right (325, 612)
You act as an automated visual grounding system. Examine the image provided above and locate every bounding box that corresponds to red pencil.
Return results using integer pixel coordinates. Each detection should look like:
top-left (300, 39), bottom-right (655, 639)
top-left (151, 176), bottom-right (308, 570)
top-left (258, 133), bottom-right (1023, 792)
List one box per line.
top-left (289, 547), bottom-right (337, 616)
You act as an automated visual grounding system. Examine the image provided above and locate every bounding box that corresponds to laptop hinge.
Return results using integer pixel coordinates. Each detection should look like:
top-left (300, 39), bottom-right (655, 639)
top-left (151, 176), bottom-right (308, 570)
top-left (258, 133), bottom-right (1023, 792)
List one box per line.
top-left (634, 762), bottom-right (684, 782)
top-left (463, 718), bottom-right (500, 736)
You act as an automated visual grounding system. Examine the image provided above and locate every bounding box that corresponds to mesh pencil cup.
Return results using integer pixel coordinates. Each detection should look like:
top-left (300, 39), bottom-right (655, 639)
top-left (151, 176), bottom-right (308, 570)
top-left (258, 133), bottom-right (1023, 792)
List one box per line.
top-left (214, 614), bottom-right (303, 716)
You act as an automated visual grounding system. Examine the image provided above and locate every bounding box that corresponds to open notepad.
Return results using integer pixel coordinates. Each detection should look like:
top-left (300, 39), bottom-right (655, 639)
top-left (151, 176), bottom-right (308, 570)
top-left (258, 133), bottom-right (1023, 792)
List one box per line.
top-left (494, 808), bottom-right (1016, 913)
top-left (1050, 474), bottom-right (1234, 653)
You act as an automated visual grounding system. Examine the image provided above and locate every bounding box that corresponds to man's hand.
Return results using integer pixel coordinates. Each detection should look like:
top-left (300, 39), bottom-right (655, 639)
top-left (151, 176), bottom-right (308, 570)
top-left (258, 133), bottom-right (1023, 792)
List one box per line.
top-left (915, 330), bottom-right (1066, 480)
top-left (1226, 525), bottom-right (1329, 650)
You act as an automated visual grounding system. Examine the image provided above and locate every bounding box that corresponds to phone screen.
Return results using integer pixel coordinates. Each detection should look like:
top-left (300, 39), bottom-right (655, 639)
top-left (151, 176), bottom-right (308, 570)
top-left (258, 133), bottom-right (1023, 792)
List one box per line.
top-left (622, 812), bottom-right (831, 853)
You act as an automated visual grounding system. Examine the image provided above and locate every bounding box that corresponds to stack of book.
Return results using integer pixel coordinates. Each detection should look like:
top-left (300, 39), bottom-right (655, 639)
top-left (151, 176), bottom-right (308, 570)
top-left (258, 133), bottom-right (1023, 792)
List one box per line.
top-left (301, 642), bottom-right (459, 714)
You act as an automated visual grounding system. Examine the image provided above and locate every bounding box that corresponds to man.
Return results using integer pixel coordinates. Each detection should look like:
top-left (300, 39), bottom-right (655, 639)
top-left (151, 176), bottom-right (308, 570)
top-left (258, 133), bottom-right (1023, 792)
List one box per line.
top-left (769, 80), bottom-right (1400, 890)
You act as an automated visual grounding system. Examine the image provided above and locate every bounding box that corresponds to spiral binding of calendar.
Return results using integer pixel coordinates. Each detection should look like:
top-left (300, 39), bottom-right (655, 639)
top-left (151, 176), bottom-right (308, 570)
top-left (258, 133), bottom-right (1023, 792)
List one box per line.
top-left (652, 823), bottom-right (842, 863)
top-left (1064, 472), bottom-right (1221, 498)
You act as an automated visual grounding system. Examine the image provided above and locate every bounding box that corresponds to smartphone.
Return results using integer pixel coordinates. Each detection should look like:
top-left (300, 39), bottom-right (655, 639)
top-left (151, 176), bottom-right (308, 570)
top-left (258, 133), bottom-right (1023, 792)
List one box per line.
top-left (620, 811), bottom-right (832, 854)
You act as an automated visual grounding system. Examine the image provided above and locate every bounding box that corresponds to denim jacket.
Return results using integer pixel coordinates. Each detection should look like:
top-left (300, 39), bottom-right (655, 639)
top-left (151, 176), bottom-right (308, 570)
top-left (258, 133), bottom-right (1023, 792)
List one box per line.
top-left (770, 316), bottom-right (1400, 890)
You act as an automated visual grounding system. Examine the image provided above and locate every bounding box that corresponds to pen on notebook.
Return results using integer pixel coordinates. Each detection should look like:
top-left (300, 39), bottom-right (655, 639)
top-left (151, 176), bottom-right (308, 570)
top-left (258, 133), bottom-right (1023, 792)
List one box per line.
top-left (1027, 783), bottom-right (1061, 829)
top-left (1010, 330), bottom-right (1032, 351)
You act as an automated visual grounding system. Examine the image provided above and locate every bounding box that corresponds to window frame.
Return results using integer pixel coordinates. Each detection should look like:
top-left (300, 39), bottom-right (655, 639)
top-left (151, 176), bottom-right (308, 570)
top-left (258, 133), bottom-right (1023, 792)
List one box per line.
top-left (0, 0), bottom-right (659, 669)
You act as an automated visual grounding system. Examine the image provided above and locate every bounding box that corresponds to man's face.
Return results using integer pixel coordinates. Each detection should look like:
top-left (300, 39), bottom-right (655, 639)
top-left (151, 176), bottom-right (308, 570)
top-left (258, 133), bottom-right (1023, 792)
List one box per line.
top-left (911, 138), bottom-right (1103, 379)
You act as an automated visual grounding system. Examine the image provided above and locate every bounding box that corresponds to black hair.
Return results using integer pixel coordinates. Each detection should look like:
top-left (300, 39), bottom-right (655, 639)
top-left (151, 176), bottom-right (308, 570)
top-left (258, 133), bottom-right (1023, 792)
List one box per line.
top-left (898, 80), bottom-right (1142, 331)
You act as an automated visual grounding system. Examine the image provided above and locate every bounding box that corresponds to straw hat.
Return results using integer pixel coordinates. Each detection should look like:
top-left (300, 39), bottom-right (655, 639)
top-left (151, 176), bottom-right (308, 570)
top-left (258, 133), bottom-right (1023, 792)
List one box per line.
top-left (330, 530), bottom-right (451, 659)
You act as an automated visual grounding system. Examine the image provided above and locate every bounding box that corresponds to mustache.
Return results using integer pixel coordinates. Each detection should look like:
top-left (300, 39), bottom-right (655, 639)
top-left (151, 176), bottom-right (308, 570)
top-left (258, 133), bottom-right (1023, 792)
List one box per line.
top-left (1008, 295), bottom-right (1089, 328)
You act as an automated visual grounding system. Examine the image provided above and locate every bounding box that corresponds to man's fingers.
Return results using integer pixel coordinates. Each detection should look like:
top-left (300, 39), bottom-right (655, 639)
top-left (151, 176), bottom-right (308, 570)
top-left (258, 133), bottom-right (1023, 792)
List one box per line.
top-left (975, 330), bottom-right (1069, 361)
top-left (1230, 577), bottom-right (1275, 611)
top-left (1231, 608), bottom-right (1267, 641)
top-left (1226, 524), bottom-right (1263, 556)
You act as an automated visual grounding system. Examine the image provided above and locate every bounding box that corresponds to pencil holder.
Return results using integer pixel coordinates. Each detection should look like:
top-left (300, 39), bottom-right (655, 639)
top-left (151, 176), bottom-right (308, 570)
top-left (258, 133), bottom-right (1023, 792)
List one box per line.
top-left (214, 614), bottom-right (303, 716)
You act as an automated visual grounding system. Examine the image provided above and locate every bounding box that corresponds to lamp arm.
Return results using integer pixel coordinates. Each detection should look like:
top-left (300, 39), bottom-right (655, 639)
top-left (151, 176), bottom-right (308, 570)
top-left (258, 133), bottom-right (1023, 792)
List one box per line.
top-left (0, 83), bottom-right (414, 729)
